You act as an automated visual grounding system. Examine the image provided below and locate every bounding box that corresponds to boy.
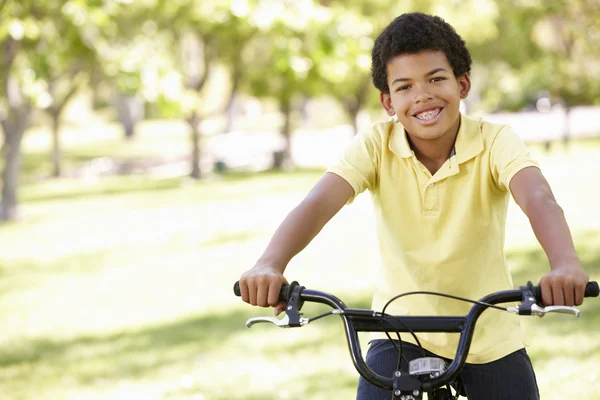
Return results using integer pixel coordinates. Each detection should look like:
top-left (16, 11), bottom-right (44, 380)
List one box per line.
top-left (237, 12), bottom-right (589, 400)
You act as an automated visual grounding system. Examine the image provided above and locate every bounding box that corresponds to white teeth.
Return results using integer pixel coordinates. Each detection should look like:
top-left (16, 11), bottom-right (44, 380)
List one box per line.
top-left (416, 109), bottom-right (440, 120)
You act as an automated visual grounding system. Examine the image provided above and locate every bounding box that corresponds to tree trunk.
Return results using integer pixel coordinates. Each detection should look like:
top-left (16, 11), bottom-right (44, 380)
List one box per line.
top-left (223, 68), bottom-right (242, 134)
top-left (90, 63), bottom-right (105, 110)
top-left (51, 113), bottom-right (61, 177)
top-left (343, 76), bottom-right (370, 135)
top-left (188, 113), bottom-right (201, 179)
top-left (273, 98), bottom-right (293, 170)
top-left (115, 92), bottom-right (144, 140)
top-left (299, 96), bottom-right (310, 127)
top-left (45, 75), bottom-right (79, 179)
top-left (0, 38), bottom-right (29, 221)
top-left (345, 104), bottom-right (360, 136)
top-left (0, 114), bottom-right (29, 221)
top-left (223, 92), bottom-right (237, 134)
top-left (562, 103), bottom-right (571, 148)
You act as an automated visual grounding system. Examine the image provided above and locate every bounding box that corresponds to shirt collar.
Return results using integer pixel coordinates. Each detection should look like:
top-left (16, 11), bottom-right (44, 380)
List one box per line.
top-left (388, 118), bottom-right (413, 158)
top-left (388, 113), bottom-right (484, 164)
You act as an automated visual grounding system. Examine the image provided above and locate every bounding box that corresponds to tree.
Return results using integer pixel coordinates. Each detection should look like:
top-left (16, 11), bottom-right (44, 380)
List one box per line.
top-left (0, 1), bottom-right (48, 220)
top-left (149, 0), bottom-right (262, 178)
top-left (217, 5), bottom-right (258, 134)
top-left (313, 7), bottom-right (375, 134)
top-left (105, 5), bottom-right (157, 141)
top-left (463, 0), bottom-right (600, 149)
top-left (243, 0), bottom-right (330, 169)
top-left (0, 0), bottom-right (111, 219)
top-left (527, 0), bottom-right (600, 143)
top-left (36, 7), bottom-right (95, 177)
top-left (69, 1), bottom-right (159, 142)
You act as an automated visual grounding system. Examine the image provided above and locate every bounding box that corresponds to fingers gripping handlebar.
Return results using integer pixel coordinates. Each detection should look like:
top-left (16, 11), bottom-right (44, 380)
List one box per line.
top-left (534, 281), bottom-right (599, 300)
top-left (233, 280), bottom-right (304, 303)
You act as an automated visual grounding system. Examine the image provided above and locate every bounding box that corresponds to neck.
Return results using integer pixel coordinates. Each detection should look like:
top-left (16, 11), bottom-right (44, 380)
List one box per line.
top-left (408, 130), bottom-right (457, 164)
top-left (407, 116), bottom-right (461, 173)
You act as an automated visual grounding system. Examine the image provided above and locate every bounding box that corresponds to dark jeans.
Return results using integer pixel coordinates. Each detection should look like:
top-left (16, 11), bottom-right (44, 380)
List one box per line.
top-left (356, 340), bottom-right (540, 400)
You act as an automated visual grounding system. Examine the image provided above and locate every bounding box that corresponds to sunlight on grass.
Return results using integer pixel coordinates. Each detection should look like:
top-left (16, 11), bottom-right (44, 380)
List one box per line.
top-left (1, 132), bottom-right (599, 399)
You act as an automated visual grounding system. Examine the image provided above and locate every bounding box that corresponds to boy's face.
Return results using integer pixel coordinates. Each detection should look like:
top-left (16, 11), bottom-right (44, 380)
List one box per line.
top-left (380, 50), bottom-right (470, 143)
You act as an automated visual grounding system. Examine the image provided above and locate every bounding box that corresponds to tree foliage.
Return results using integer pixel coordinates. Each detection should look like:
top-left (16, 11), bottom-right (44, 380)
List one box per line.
top-left (1, 0), bottom-right (599, 221)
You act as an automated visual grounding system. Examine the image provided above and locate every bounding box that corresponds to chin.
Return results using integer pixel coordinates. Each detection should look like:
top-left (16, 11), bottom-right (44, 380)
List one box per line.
top-left (408, 126), bottom-right (447, 141)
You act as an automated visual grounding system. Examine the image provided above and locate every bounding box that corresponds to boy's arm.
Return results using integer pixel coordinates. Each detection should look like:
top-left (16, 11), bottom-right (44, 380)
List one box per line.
top-left (510, 166), bottom-right (589, 307)
top-left (239, 172), bottom-right (354, 314)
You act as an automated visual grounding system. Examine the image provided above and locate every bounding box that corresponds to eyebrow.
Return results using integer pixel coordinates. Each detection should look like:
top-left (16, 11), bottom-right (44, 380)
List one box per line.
top-left (391, 68), bottom-right (448, 85)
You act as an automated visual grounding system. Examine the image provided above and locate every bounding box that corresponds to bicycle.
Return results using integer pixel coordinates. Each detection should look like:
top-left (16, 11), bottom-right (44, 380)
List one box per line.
top-left (234, 280), bottom-right (599, 400)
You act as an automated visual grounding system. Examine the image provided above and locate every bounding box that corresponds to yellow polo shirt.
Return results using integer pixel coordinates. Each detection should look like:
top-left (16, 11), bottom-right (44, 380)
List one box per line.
top-left (327, 113), bottom-right (539, 363)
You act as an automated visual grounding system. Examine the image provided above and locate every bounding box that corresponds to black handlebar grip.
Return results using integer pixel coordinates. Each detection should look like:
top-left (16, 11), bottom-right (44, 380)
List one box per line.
top-left (585, 281), bottom-right (599, 297)
top-left (533, 281), bottom-right (599, 302)
top-left (233, 281), bottom-right (294, 302)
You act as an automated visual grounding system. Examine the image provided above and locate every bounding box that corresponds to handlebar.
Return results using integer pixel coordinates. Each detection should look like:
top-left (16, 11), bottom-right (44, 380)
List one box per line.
top-left (235, 281), bottom-right (599, 303)
top-left (233, 280), bottom-right (598, 393)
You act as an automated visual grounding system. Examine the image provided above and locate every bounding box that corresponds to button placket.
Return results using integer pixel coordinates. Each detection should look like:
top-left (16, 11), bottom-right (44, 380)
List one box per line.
top-left (423, 180), bottom-right (439, 212)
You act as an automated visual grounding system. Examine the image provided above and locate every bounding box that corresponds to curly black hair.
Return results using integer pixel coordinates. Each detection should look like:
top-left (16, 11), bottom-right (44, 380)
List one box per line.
top-left (371, 13), bottom-right (472, 94)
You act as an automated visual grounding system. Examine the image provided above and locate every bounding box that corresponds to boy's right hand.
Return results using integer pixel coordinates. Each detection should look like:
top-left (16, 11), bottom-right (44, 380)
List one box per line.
top-left (238, 265), bottom-right (289, 316)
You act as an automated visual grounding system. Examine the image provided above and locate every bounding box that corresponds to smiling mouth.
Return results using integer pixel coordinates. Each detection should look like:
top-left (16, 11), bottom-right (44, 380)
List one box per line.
top-left (414, 108), bottom-right (442, 121)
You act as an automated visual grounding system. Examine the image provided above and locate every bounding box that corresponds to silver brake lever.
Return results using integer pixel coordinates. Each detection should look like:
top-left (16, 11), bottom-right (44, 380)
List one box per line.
top-left (532, 304), bottom-right (580, 317)
top-left (507, 304), bottom-right (580, 317)
top-left (246, 314), bottom-right (310, 328)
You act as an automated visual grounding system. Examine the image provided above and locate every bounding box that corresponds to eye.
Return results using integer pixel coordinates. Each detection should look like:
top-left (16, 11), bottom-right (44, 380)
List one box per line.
top-left (396, 84), bottom-right (410, 92)
top-left (431, 77), bottom-right (446, 83)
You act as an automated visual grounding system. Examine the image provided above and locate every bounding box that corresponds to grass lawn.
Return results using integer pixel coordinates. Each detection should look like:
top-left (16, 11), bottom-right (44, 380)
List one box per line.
top-left (0, 122), bottom-right (599, 399)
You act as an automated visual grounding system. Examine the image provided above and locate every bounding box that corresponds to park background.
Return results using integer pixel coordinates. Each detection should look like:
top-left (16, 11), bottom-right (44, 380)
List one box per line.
top-left (0, 0), bottom-right (599, 399)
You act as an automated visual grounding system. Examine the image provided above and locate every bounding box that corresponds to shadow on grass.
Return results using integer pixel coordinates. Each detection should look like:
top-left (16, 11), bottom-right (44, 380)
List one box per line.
top-left (0, 291), bottom-right (369, 377)
top-left (0, 298), bottom-right (364, 398)
top-left (0, 308), bottom-right (256, 385)
top-left (206, 370), bottom-right (357, 400)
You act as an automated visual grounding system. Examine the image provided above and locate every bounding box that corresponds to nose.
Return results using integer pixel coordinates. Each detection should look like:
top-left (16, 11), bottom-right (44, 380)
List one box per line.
top-left (414, 85), bottom-right (433, 103)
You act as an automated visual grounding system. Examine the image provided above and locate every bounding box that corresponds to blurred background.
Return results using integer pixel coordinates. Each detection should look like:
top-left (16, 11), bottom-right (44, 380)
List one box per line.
top-left (0, 0), bottom-right (599, 399)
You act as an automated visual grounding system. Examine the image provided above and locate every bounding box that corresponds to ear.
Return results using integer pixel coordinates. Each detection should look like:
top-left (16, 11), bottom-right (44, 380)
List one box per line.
top-left (380, 92), bottom-right (395, 116)
top-left (457, 73), bottom-right (471, 99)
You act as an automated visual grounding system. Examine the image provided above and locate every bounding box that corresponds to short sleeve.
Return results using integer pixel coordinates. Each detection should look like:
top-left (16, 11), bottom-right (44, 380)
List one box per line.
top-left (326, 127), bottom-right (381, 204)
top-left (489, 126), bottom-right (540, 192)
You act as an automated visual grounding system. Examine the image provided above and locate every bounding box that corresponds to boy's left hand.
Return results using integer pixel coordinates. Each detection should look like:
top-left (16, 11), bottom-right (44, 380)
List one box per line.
top-left (539, 263), bottom-right (589, 307)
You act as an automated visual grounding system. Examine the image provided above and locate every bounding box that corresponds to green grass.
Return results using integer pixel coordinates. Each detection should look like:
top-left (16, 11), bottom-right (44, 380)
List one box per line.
top-left (0, 122), bottom-right (599, 399)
